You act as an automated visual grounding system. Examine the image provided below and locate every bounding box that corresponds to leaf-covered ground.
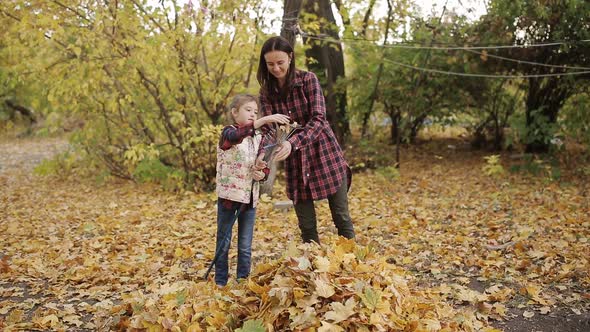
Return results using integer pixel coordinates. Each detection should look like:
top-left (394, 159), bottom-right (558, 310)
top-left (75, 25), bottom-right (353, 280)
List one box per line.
top-left (0, 137), bottom-right (589, 331)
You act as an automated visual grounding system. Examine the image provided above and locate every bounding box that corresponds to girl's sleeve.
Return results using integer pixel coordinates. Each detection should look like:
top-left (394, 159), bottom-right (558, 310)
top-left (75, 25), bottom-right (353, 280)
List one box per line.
top-left (257, 92), bottom-right (273, 157)
top-left (219, 123), bottom-right (255, 151)
top-left (287, 72), bottom-right (327, 151)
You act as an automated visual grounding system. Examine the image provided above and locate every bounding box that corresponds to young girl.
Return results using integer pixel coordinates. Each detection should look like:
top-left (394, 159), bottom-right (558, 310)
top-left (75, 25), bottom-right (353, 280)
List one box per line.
top-left (214, 94), bottom-right (289, 286)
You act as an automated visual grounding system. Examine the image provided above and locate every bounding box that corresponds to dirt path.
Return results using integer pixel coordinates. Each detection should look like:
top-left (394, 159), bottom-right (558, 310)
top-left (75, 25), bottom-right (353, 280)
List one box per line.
top-left (0, 137), bottom-right (69, 175)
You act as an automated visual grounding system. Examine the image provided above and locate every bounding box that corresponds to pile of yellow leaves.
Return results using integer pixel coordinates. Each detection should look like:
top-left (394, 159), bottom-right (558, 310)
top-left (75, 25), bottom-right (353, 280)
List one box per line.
top-left (119, 237), bottom-right (496, 331)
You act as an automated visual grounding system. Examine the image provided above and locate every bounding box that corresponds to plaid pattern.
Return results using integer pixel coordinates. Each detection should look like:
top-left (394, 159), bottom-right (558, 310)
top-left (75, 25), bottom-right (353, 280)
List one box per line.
top-left (260, 70), bottom-right (351, 203)
top-left (219, 123), bottom-right (256, 151)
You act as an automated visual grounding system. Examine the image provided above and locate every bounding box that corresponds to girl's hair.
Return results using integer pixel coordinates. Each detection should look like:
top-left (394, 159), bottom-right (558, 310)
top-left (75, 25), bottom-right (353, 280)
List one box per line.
top-left (224, 94), bottom-right (259, 125)
top-left (256, 36), bottom-right (296, 102)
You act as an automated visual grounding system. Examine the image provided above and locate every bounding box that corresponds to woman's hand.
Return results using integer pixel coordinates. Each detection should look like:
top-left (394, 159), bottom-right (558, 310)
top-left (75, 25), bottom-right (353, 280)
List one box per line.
top-left (274, 141), bottom-right (292, 161)
top-left (254, 114), bottom-right (290, 129)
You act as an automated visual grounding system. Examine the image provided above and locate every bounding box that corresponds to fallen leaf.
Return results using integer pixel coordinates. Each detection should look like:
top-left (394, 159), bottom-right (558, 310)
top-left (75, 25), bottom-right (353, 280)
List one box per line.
top-left (259, 194), bottom-right (272, 203)
top-left (314, 256), bottom-right (331, 272)
top-left (194, 200), bottom-right (207, 209)
top-left (236, 319), bottom-right (265, 332)
top-left (315, 278), bottom-right (335, 298)
top-left (324, 298), bottom-right (357, 323)
top-left (539, 306), bottom-right (551, 315)
top-left (318, 321), bottom-right (344, 332)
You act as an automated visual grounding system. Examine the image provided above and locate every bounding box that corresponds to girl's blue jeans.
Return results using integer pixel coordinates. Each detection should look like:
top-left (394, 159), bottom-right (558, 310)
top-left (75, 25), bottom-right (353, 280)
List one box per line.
top-left (214, 199), bottom-right (256, 286)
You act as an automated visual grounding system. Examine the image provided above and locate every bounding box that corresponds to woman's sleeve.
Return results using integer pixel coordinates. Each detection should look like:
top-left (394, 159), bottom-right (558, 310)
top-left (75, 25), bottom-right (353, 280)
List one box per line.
top-left (287, 72), bottom-right (327, 150)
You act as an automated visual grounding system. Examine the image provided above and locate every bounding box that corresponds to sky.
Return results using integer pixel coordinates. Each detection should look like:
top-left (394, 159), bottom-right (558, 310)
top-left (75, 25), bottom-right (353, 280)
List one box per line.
top-left (264, 0), bottom-right (488, 35)
top-left (146, 0), bottom-right (488, 34)
top-left (415, 0), bottom-right (487, 20)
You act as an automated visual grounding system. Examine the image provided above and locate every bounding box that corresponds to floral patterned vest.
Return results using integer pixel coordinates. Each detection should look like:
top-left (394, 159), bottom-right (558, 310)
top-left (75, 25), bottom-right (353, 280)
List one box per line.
top-left (216, 129), bottom-right (261, 207)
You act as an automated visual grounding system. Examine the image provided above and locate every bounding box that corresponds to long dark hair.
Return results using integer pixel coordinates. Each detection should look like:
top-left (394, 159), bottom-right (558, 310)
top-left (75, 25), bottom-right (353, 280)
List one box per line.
top-left (256, 36), bottom-right (296, 101)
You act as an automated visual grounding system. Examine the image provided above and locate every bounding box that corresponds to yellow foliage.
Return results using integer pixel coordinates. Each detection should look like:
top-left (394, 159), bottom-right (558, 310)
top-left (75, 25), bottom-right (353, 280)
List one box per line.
top-left (482, 155), bottom-right (505, 177)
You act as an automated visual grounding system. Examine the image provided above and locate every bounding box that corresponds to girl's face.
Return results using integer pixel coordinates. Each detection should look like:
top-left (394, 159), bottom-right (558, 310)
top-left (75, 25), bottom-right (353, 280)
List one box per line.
top-left (232, 100), bottom-right (258, 126)
top-left (264, 50), bottom-right (291, 82)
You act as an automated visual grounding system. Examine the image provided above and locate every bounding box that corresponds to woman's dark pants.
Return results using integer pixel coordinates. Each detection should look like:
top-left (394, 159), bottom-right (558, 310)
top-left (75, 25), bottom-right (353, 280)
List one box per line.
top-left (293, 177), bottom-right (355, 244)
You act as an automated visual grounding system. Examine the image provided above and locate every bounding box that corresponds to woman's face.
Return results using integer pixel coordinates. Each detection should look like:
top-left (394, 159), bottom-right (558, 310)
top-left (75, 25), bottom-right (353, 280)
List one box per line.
top-left (264, 50), bottom-right (291, 82)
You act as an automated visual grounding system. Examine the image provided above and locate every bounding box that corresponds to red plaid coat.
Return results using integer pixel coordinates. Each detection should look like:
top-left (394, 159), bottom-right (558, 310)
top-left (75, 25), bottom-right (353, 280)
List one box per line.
top-left (259, 70), bottom-right (351, 203)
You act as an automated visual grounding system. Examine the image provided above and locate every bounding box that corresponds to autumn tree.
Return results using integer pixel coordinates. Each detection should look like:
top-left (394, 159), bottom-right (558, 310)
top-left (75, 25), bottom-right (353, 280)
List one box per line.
top-left (0, 7), bottom-right (45, 132)
top-left (346, 2), bottom-right (472, 148)
top-left (475, 0), bottom-right (590, 153)
top-left (0, 0), bottom-right (271, 189)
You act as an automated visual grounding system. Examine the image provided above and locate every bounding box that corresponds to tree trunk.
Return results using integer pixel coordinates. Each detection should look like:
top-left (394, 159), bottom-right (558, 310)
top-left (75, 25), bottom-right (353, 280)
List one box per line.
top-left (525, 76), bottom-right (570, 153)
top-left (261, 0), bottom-right (304, 197)
top-left (409, 113), bottom-right (427, 143)
top-left (405, 2), bottom-right (447, 144)
top-left (361, 0), bottom-right (392, 138)
top-left (281, 0), bottom-right (303, 46)
top-left (395, 112), bottom-right (401, 168)
top-left (302, 0), bottom-right (349, 145)
top-left (360, 0), bottom-right (377, 37)
top-left (385, 103), bottom-right (402, 167)
top-left (245, 9), bottom-right (265, 88)
top-left (388, 110), bottom-right (400, 146)
top-left (493, 116), bottom-right (503, 151)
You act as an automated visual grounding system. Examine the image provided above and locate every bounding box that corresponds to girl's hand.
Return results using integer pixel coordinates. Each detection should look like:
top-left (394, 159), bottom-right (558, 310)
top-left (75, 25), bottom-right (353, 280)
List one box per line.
top-left (274, 141), bottom-right (292, 161)
top-left (254, 154), bottom-right (267, 170)
top-left (254, 114), bottom-right (290, 129)
top-left (252, 170), bottom-right (265, 181)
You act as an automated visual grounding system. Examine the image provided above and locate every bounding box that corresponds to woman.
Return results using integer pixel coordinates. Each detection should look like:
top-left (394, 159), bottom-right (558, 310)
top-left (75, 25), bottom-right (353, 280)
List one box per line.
top-left (255, 36), bottom-right (355, 244)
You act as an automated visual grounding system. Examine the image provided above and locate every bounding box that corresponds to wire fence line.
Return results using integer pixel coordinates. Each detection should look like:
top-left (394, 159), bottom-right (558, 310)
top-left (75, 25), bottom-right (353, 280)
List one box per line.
top-left (295, 32), bottom-right (590, 78)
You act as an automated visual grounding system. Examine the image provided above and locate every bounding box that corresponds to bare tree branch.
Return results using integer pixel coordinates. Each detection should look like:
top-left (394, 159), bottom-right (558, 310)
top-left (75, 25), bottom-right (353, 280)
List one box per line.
top-left (51, 0), bottom-right (92, 25)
